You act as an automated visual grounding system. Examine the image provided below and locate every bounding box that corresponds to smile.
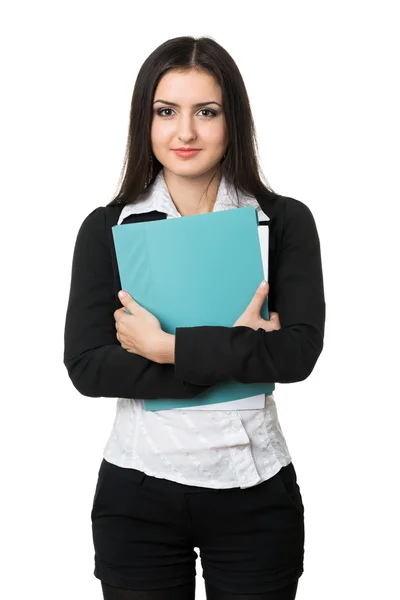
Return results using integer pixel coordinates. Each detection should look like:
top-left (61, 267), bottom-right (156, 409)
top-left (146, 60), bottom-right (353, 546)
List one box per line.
top-left (172, 150), bottom-right (202, 158)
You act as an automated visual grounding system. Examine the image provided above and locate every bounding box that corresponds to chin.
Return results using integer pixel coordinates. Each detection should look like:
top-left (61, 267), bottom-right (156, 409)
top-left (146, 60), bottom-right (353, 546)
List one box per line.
top-left (163, 159), bottom-right (222, 178)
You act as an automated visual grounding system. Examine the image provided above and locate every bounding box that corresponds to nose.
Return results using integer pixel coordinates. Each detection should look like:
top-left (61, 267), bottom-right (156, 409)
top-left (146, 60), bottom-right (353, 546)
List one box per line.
top-left (177, 113), bottom-right (197, 143)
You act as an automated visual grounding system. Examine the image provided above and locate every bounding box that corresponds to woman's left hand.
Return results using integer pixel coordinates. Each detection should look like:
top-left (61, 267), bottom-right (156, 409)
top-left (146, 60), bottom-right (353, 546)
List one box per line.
top-left (114, 290), bottom-right (168, 363)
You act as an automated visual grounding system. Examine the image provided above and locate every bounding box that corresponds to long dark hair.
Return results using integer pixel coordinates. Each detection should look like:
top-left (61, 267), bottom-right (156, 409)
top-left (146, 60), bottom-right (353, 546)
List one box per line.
top-left (107, 36), bottom-right (280, 214)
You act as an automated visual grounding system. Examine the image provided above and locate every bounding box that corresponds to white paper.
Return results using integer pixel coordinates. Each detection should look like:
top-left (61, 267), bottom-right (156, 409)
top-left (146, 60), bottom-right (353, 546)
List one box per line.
top-left (178, 393), bottom-right (265, 411)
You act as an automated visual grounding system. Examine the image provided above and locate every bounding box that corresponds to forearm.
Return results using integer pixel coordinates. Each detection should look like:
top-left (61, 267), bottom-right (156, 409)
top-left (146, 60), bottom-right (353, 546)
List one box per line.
top-left (64, 342), bottom-right (207, 399)
top-left (173, 323), bottom-right (324, 386)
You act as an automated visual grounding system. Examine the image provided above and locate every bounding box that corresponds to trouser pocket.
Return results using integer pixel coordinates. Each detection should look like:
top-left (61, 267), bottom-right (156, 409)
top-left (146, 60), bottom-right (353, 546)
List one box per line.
top-left (275, 462), bottom-right (304, 516)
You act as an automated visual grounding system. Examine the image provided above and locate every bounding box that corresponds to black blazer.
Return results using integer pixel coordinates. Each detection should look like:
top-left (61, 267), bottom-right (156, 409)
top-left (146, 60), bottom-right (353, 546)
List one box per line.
top-left (63, 194), bottom-right (325, 401)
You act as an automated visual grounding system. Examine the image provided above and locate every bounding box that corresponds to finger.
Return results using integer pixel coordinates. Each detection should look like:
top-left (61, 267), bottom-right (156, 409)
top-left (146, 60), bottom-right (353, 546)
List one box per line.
top-left (268, 314), bottom-right (281, 330)
top-left (118, 290), bottom-right (140, 314)
top-left (246, 281), bottom-right (269, 315)
top-left (116, 331), bottom-right (127, 349)
top-left (113, 307), bottom-right (125, 321)
top-left (269, 313), bottom-right (280, 325)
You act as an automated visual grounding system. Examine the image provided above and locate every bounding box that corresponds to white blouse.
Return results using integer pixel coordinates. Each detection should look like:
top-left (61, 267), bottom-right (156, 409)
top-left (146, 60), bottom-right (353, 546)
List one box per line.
top-left (103, 170), bottom-right (292, 489)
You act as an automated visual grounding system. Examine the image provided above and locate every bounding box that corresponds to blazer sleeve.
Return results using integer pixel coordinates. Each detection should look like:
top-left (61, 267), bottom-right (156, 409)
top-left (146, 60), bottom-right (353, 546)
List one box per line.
top-left (63, 207), bottom-right (210, 399)
top-left (173, 198), bottom-right (326, 385)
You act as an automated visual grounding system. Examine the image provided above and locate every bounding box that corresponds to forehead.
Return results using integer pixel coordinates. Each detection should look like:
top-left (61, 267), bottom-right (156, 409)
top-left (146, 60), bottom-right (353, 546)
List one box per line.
top-left (154, 70), bottom-right (222, 102)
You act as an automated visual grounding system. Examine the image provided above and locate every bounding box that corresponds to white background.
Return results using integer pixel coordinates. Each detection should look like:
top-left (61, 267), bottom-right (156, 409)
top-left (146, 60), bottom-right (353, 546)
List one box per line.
top-left (1, 1), bottom-right (399, 598)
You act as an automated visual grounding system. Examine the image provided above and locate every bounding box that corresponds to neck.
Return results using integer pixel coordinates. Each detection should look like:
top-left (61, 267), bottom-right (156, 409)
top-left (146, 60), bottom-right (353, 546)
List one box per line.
top-left (163, 166), bottom-right (222, 216)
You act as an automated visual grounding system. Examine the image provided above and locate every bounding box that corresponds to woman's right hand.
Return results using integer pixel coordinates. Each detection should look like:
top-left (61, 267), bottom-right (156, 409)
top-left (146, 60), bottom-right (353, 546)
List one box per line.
top-left (233, 281), bottom-right (281, 332)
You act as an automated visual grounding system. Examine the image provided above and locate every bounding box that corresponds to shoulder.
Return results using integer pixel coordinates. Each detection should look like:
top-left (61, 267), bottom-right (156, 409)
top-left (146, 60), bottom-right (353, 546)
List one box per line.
top-left (258, 191), bottom-right (316, 223)
top-left (84, 204), bottom-right (124, 223)
top-left (78, 205), bottom-right (124, 233)
top-left (74, 205), bottom-right (124, 252)
top-left (271, 194), bottom-right (315, 221)
top-left (269, 194), bottom-right (320, 238)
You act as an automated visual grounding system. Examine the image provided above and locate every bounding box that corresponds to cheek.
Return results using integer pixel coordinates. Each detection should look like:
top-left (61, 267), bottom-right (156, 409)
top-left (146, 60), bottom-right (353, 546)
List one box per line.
top-left (207, 125), bottom-right (227, 149)
top-left (151, 120), bottom-right (174, 146)
top-left (203, 118), bottom-right (227, 143)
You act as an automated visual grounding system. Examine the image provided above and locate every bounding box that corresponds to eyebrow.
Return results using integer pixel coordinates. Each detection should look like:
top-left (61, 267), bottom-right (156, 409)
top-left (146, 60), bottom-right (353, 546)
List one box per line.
top-left (153, 99), bottom-right (222, 108)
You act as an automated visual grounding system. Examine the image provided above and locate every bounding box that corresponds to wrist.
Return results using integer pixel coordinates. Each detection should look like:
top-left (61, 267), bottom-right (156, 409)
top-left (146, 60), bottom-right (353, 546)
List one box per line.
top-left (155, 332), bottom-right (175, 364)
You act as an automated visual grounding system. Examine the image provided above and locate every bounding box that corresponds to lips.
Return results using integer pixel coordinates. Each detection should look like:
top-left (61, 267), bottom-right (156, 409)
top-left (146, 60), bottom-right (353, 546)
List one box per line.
top-left (172, 149), bottom-right (201, 158)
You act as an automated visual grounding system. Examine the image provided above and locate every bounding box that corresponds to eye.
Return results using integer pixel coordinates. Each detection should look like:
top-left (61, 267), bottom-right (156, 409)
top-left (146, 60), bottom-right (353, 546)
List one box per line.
top-left (156, 108), bottom-right (217, 117)
top-left (157, 108), bottom-right (175, 117)
top-left (198, 109), bottom-right (217, 117)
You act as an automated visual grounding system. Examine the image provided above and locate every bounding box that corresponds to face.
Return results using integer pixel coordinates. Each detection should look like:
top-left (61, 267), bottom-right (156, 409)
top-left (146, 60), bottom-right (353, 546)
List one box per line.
top-left (151, 69), bottom-right (228, 178)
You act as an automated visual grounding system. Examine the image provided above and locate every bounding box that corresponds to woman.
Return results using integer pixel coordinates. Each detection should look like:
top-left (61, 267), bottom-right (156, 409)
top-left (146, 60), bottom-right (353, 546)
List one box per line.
top-left (64, 36), bottom-right (325, 600)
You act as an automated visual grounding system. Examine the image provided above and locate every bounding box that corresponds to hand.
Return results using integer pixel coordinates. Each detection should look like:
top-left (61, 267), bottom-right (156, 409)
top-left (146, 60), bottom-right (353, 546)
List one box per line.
top-left (233, 281), bottom-right (281, 332)
top-left (114, 291), bottom-right (173, 363)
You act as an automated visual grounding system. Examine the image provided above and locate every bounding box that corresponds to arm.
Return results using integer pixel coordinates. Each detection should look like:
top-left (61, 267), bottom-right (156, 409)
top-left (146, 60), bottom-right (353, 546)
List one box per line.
top-left (63, 207), bottom-right (210, 399)
top-left (173, 198), bottom-right (325, 385)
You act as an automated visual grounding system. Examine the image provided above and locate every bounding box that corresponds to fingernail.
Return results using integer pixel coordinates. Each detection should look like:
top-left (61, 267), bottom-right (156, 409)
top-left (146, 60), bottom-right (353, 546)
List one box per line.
top-left (260, 280), bottom-right (267, 289)
top-left (118, 291), bottom-right (127, 298)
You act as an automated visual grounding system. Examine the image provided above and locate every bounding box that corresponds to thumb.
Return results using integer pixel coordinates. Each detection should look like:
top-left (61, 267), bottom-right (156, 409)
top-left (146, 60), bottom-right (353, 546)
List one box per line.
top-left (118, 290), bottom-right (140, 314)
top-left (247, 280), bottom-right (269, 313)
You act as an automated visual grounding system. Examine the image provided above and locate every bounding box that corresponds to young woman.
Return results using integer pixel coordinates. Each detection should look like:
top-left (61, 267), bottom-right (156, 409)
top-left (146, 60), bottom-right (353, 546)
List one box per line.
top-left (64, 36), bottom-right (325, 600)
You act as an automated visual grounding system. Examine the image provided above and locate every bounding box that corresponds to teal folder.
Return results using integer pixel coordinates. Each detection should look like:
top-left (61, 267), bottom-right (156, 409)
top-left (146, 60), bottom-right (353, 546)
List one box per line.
top-left (112, 206), bottom-right (275, 410)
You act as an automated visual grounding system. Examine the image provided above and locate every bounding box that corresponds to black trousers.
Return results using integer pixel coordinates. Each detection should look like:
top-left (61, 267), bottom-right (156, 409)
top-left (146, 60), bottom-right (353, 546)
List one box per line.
top-left (92, 459), bottom-right (304, 598)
